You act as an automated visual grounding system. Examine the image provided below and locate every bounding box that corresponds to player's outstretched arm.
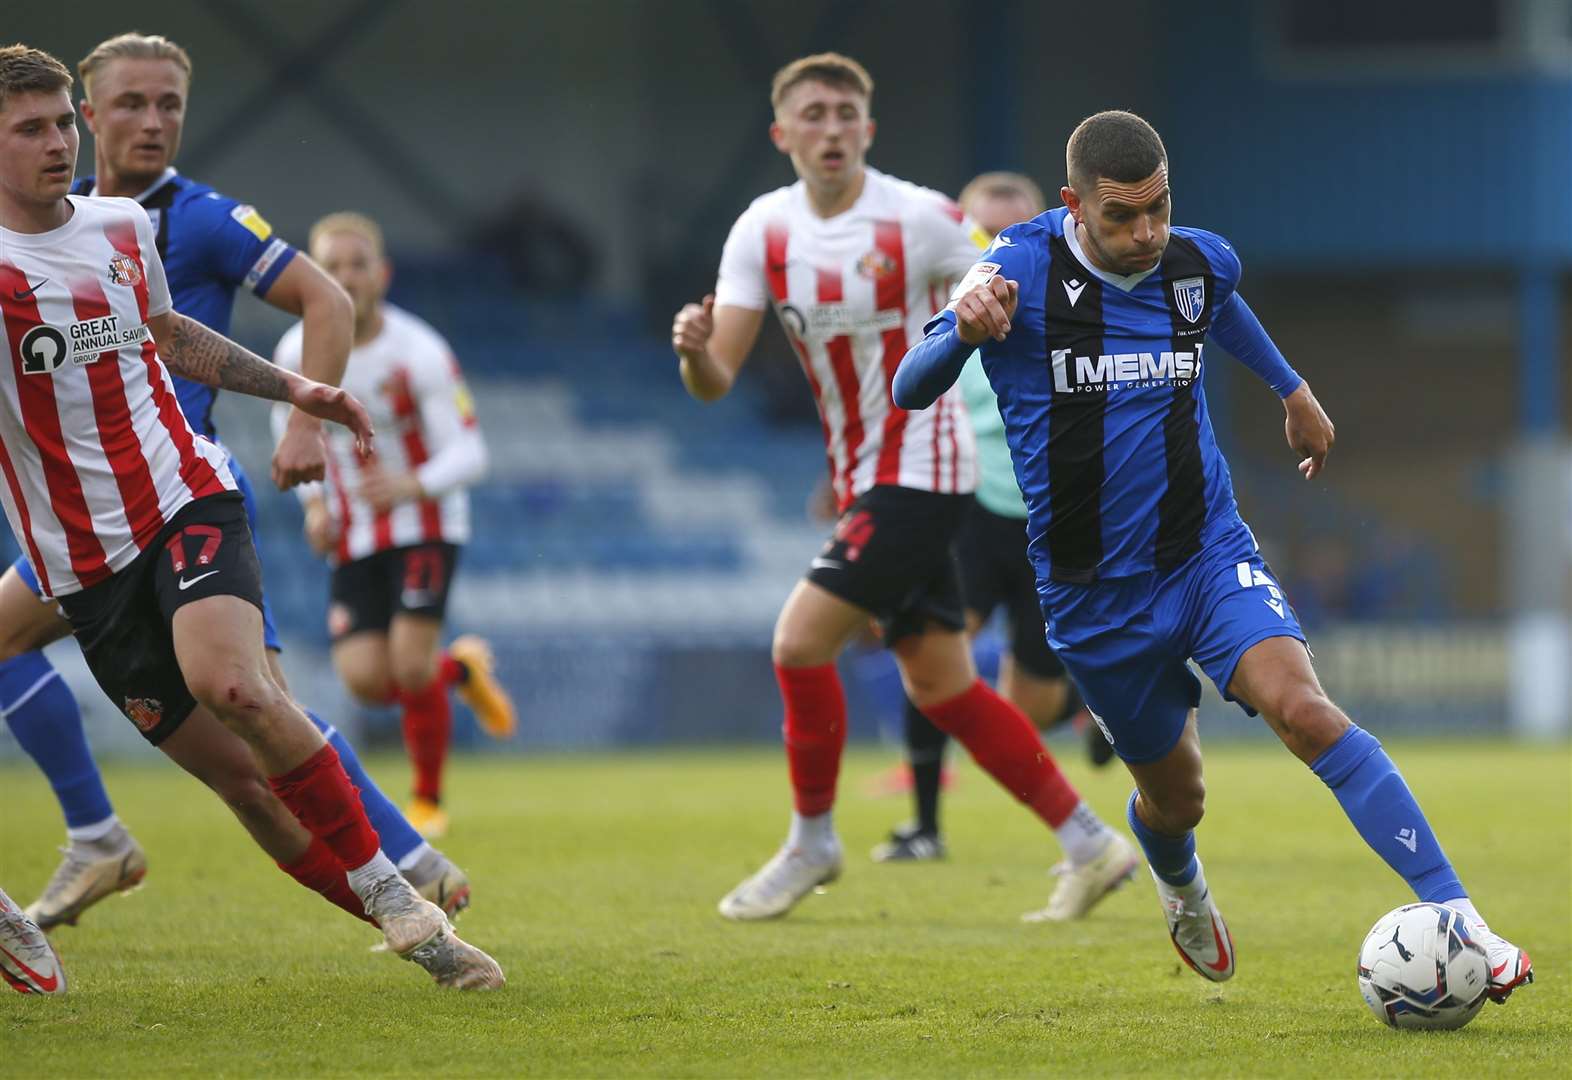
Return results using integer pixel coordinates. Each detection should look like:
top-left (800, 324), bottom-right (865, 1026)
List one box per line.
top-left (671, 295), bottom-right (764, 402)
top-left (149, 312), bottom-right (374, 454)
top-left (1208, 292), bottom-right (1332, 479)
top-left (260, 257), bottom-right (355, 489)
top-left (893, 276), bottom-right (1018, 410)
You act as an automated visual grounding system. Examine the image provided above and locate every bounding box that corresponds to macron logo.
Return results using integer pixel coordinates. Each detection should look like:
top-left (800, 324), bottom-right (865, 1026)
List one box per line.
top-left (1395, 828), bottom-right (1418, 853)
top-left (1063, 279), bottom-right (1086, 307)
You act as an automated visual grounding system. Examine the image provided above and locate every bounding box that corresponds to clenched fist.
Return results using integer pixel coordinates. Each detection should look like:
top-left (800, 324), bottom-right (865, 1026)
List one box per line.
top-left (672, 293), bottom-right (716, 361)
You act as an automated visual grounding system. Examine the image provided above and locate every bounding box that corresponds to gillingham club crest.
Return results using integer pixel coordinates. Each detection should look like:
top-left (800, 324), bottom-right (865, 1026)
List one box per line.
top-left (1172, 276), bottom-right (1206, 323)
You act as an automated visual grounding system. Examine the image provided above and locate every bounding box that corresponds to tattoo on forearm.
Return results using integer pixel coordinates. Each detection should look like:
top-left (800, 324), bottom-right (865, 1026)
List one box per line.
top-left (165, 315), bottom-right (291, 401)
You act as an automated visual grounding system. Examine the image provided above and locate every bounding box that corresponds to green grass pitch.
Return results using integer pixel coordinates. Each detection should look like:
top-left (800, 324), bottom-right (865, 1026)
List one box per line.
top-left (2, 739), bottom-right (1568, 1077)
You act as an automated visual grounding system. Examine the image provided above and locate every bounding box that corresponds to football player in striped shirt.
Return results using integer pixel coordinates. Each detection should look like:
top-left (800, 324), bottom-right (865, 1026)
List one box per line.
top-left (0, 33), bottom-right (473, 932)
top-left (276, 211), bottom-right (514, 839)
top-left (896, 109), bottom-right (1532, 999)
top-left (0, 45), bottom-right (500, 988)
top-left (672, 53), bottom-right (1130, 923)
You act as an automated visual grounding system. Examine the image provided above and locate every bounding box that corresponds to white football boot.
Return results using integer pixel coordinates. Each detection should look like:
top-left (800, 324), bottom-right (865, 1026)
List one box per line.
top-left (1022, 833), bottom-right (1141, 923)
top-left (718, 842), bottom-right (843, 921)
top-left (1471, 923), bottom-right (1534, 1003)
top-left (361, 874), bottom-right (504, 990)
top-left (25, 824), bottom-right (147, 929)
top-left (1, 887), bottom-right (66, 995)
top-left (1151, 859), bottom-right (1235, 981)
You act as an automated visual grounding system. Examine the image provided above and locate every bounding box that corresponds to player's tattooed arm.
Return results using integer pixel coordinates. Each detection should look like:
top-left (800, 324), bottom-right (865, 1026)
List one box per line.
top-left (159, 312), bottom-right (291, 399)
top-left (148, 311), bottom-right (376, 452)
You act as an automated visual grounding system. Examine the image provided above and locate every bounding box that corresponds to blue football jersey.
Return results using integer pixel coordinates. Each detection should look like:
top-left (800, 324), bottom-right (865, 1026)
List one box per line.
top-left (71, 169), bottom-right (297, 438)
top-left (931, 207), bottom-right (1246, 584)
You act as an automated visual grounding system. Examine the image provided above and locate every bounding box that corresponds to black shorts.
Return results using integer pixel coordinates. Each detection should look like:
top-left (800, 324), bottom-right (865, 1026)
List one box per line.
top-left (955, 501), bottom-right (1065, 679)
top-left (328, 542), bottom-right (460, 641)
top-left (56, 493), bottom-right (265, 746)
top-left (806, 486), bottom-right (969, 644)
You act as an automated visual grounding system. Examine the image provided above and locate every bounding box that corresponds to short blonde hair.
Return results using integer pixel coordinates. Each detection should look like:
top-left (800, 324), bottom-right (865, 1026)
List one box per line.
top-left (770, 52), bottom-right (873, 111)
top-left (78, 32), bottom-right (192, 98)
top-left (0, 44), bottom-right (72, 113)
top-left (958, 172), bottom-right (1047, 218)
top-left (309, 211), bottom-right (385, 259)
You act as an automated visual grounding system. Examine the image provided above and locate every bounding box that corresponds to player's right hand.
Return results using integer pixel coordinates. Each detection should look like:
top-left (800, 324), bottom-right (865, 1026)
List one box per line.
top-left (954, 275), bottom-right (1019, 345)
top-left (672, 293), bottom-right (716, 361)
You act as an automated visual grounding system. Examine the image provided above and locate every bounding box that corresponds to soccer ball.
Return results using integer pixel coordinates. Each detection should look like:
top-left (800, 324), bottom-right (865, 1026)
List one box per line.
top-left (1356, 903), bottom-right (1489, 1030)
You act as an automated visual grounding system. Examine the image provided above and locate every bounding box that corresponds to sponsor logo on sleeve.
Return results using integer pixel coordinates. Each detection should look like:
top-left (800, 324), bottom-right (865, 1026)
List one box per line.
top-left (947, 261), bottom-right (1001, 303)
top-left (230, 204), bottom-right (274, 242)
top-left (244, 238), bottom-right (290, 292)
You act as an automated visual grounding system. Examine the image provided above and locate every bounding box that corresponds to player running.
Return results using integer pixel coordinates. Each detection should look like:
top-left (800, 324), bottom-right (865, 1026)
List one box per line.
top-left (0, 33), bottom-right (471, 930)
top-left (875, 172), bottom-right (1117, 875)
top-left (671, 53), bottom-right (1135, 922)
top-left (0, 44), bottom-right (501, 989)
top-left (895, 109), bottom-right (1533, 999)
top-left (275, 211), bottom-right (514, 839)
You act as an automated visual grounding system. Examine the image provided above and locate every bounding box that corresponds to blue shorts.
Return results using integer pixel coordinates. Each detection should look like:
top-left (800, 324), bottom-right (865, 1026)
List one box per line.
top-left (1041, 522), bottom-right (1306, 765)
top-left (11, 453), bottom-right (282, 653)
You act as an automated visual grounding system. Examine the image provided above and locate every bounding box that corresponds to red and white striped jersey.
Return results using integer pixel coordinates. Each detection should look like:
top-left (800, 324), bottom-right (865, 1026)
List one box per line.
top-left (714, 168), bottom-right (978, 509)
top-left (274, 304), bottom-right (485, 566)
top-left (0, 196), bottom-right (235, 598)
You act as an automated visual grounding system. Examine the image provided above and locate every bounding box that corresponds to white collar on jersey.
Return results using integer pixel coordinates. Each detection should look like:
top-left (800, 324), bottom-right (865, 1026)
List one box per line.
top-left (1062, 210), bottom-right (1160, 293)
top-left (89, 167), bottom-right (178, 204)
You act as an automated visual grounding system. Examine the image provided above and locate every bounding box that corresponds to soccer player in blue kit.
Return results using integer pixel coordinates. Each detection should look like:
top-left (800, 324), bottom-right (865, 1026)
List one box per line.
top-left (2, 33), bottom-right (471, 930)
top-left (894, 110), bottom-right (1533, 1001)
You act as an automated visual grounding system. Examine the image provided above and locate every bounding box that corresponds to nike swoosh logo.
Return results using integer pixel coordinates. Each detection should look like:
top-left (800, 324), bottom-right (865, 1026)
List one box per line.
top-left (178, 570), bottom-right (220, 590)
top-left (1203, 912), bottom-right (1232, 973)
top-left (0, 943), bottom-right (59, 993)
top-left (1063, 280), bottom-right (1086, 306)
top-left (1489, 957), bottom-right (1512, 979)
top-left (11, 279), bottom-right (46, 301)
top-left (810, 557), bottom-right (848, 571)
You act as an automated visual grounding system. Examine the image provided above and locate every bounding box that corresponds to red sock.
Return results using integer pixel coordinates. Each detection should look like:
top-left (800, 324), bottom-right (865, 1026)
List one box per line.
top-left (921, 680), bottom-right (1081, 827)
top-left (436, 650), bottom-right (465, 687)
top-left (776, 663), bottom-right (848, 816)
top-left (276, 836), bottom-right (375, 924)
top-left (397, 678), bottom-right (452, 803)
top-left (267, 744), bottom-right (381, 871)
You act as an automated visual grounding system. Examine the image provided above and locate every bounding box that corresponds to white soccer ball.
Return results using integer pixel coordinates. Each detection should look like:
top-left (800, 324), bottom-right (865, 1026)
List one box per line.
top-left (1357, 902), bottom-right (1489, 1030)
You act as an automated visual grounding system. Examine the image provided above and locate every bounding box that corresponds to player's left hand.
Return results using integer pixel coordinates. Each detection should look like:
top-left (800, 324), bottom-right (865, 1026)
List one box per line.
top-left (271, 411), bottom-right (328, 489)
top-left (1284, 382), bottom-right (1334, 480)
top-left (357, 463), bottom-right (423, 512)
top-left (289, 379), bottom-right (375, 457)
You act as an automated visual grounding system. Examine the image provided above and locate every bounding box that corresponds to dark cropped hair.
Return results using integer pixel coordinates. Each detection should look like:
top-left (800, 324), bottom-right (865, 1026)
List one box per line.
top-left (1066, 110), bottom-right (1167, 189)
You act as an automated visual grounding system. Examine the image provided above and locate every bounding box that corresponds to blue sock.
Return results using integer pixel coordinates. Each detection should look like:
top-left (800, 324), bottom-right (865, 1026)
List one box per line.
top-left (0, 651), bottom-right (114, 831)
top-left (1311, 724), bottom-right (1464, 903)
top-left (1126, 789), bottom-right (1198, 887)
top-left (305, 710), bottom-right (424, 865)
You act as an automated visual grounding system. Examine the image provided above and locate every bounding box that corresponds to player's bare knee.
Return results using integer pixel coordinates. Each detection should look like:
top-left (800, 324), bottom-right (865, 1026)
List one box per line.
top-left (187, 668), bottom-right (281, 723)
top-left (390, 656), bottom-right (439, 695)
top-left (771, 629), bottom-right (831, 669)
top-left (1275, 686), bottom-right (1349, 762)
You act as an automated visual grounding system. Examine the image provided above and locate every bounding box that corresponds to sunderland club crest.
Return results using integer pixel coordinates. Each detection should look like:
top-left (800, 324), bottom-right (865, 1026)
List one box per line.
top-left (1172, 277), bottom-right (1206, 324)
top-left (108, 251), bottom-right (143, 288)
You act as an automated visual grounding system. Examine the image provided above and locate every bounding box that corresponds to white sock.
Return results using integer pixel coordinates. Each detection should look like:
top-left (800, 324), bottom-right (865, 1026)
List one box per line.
top-left (787, 811), bottom-right (836, 855)
top-left (67, 815), bottom-right (120, 845)
top-left (1442, 895), bottom-right (1487, 930)
top-left (396, 842), bottom-right (433, 873)
top-left (1054, 802), bottom-right (1113, 867)
top-left (344, 850), bottom-right (401, 900)
top-left (1155, 857), bottom-right (1210, 903)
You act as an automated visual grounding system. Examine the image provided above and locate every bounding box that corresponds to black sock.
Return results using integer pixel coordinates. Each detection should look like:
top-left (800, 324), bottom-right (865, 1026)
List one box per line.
top-left (904, 697), bottom-right (948, 836)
